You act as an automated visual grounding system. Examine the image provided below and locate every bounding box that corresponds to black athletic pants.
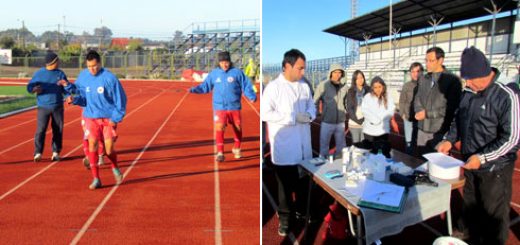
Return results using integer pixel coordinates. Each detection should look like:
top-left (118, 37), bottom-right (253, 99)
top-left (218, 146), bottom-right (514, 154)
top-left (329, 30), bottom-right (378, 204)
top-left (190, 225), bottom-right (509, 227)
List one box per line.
top-left (463, 162), bottom-right (514, 245)
top-left (34, 106), bottom-right (64, 155)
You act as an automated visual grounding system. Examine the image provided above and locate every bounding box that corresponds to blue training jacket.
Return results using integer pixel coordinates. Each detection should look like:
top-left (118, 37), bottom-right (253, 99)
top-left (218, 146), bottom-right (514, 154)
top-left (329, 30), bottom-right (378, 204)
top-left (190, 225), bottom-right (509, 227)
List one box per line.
top-left (26, 67), bottom-right (70, 109)
top-left (68, 68), bottom-right (127, 123)
top-left (189, 67), bottom-right (257, 110)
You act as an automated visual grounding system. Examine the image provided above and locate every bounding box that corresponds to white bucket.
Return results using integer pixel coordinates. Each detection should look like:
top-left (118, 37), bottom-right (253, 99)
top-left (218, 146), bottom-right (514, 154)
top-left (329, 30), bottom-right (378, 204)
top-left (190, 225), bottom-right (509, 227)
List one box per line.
top-left (432, 236), bottom-right (467, 245)
top-left (427, 161), bottom-right (460, 179)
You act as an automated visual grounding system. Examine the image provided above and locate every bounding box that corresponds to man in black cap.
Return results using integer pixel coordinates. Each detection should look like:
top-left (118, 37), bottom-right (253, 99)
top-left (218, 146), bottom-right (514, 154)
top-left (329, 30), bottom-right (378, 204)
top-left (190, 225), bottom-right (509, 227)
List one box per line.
top-left (189, 51), bottom-right (257, 162)
top-left (26, 51), bottom-right (70, 162)
top-left (437, 46), bottom-right (520, 244)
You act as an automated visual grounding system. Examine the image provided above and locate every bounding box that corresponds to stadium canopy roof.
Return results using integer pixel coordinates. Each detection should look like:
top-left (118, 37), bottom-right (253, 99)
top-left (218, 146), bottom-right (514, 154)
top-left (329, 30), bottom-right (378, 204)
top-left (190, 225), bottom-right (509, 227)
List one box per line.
top-left (324, 0), bottom-right (517, 41)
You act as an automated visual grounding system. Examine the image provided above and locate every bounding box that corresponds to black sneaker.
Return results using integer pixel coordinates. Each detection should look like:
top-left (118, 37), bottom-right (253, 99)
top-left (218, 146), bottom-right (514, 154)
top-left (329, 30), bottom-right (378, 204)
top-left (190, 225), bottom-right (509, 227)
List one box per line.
top-left (295, 212), bottom-right (320, 224)
top-left (83, 157), bottom-right (90, 170)
top-left (278, 225), bottom-right (288, 237)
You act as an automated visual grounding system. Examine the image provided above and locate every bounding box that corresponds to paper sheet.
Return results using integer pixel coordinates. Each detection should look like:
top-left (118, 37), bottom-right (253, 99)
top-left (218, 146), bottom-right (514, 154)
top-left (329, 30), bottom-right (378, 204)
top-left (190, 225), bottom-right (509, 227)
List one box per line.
top-left (422, 152), bottom-right (464, 168)
top-left (309, 157), bottom-right (325, 165)
top-left (360, 180), bottom-right (405, 207)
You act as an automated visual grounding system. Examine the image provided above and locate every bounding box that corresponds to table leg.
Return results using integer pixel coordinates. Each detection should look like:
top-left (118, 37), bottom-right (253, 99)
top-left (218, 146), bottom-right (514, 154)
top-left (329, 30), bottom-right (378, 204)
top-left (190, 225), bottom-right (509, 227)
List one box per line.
top-left (302, 175), bottom-right (314, 243)
top-left (357, 214), bottom-right (363, 245)
top-left (447, 208), bottom-right (453, 235)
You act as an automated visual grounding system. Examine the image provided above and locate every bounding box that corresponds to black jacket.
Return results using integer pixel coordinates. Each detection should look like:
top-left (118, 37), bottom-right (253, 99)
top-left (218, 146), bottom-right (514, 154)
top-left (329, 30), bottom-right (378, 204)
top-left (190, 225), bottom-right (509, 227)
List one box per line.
top-left (415, 70), bottom-right (462, 134)
top-left (445, 70), bottom-right (520, 170)
top-left (346, 85), bottom-right (370, 125)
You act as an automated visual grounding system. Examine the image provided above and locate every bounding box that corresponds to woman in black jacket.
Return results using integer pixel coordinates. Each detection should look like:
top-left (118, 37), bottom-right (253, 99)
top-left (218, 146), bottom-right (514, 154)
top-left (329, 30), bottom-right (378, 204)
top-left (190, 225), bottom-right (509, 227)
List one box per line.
top-left (346, 70), bottom-right (370, 144)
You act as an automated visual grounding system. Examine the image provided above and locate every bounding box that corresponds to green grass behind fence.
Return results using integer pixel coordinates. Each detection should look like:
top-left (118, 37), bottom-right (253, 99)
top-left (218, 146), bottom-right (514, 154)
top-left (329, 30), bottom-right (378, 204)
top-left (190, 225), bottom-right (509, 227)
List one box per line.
top-left (0, 86), bottom-right (31, 95)
top-left (0, 86), bottom-right (36, 115)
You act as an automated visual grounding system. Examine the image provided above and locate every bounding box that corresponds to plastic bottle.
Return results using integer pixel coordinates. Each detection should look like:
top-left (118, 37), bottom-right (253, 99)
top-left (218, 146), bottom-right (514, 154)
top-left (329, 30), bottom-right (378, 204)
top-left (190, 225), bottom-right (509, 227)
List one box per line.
top-left (373, 149), bottom-right (387, 181)
top-left (342, 147), bottom-right (351, 173)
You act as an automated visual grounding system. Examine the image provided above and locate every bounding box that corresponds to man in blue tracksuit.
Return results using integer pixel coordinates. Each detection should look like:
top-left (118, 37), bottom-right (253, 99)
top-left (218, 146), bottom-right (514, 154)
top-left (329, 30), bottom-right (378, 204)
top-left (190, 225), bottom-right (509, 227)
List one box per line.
top-left (189, 51), bottom-right (257, 162)
top-left (27, 51), bottom-right (70, 162)
top-left (63, 50), bottom-right (126, 190)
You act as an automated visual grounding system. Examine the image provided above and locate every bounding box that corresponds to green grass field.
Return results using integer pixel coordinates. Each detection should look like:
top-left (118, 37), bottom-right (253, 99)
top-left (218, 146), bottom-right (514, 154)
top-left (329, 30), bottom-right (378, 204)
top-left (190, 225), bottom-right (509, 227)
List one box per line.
top-left (0, 86), bottom-right (31, 95)
top-left (0, 86), bottom-right (36, 115)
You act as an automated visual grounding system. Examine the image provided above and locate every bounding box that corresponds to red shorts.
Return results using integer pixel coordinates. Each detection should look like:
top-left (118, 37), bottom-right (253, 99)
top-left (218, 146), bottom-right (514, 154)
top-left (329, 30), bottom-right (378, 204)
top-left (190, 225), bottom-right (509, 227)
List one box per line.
top-left (214, 110), bottom-right (241, 126)
top-left (84, 118), bottom-right (118, 141)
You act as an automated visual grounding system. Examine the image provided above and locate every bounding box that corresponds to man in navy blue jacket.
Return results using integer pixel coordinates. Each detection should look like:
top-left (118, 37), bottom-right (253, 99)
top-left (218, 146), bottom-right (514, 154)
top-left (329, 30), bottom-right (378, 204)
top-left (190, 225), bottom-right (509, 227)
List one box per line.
top-left (438, 47), bottom-right (520, 244)
top-left (189, 51), bottom-right (257, 162)
top-left (27, 52), bottom-right (70, 162)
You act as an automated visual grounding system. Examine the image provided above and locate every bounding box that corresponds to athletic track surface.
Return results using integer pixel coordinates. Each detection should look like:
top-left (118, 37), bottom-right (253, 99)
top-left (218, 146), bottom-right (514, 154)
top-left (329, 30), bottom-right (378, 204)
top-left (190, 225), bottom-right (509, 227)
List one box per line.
top-left (0, 79), bottom-right (260, 244)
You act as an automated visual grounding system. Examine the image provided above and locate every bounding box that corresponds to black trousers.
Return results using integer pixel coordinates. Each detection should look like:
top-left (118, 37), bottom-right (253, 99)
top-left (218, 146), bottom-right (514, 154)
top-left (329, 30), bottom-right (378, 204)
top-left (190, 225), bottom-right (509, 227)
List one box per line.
top-left (273, 164), bottom-right (308, 228)
top-left (463, 162), bottom-right (514, 245)
top-left (34, 106), bottom-right (64, 155)
top-left (363, 133), bottom-right (391, 158)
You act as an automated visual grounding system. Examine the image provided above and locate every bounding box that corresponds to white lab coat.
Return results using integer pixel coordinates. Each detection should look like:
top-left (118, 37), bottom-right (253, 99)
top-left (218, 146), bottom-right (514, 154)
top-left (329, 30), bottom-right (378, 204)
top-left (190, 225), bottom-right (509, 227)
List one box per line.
top-left (361, 93), bottom-right (395, 136)
top-left (261, 74), bottom-right (316, 165)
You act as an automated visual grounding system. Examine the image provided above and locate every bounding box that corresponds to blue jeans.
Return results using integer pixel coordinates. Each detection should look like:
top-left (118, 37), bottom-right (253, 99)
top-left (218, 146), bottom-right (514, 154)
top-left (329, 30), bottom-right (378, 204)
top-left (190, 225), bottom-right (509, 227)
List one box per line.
top-left (403, 119), bottom-right (417, 154)
top-left (319, 122), bottom-right (346, 158)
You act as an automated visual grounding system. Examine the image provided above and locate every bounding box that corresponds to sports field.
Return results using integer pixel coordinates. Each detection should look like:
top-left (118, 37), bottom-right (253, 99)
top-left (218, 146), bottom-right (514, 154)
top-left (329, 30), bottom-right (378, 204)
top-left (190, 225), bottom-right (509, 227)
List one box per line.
top-left (0, 79), bottom-right (260, 244)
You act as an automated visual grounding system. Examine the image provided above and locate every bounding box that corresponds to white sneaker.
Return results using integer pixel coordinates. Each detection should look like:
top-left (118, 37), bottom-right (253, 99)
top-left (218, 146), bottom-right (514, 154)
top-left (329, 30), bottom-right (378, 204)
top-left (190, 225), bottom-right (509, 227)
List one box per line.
top-left (232, 148), bottom-right (241, 159)
top-left (216, 152), bottom-right (225, 162)
top-left (51, 152), bottom-right (60, 161)
top-left (33, 153), bottom-right (42, 162)
top-left (98, 155), bottom-right (104, 166)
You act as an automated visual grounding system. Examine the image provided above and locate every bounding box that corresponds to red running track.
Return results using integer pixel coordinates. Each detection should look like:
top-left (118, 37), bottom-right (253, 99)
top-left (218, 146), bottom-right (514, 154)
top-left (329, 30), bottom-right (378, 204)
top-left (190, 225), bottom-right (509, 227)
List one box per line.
top-left (0, 80), bottom-right (260, 244)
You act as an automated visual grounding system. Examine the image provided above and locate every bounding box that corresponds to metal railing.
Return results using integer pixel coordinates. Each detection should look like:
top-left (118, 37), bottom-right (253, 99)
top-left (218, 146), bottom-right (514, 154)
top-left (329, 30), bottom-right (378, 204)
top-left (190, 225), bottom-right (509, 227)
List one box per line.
top-left (0, 51), bottom-right (258, 79)
top-left (262, 55), bottom-right (357, 90)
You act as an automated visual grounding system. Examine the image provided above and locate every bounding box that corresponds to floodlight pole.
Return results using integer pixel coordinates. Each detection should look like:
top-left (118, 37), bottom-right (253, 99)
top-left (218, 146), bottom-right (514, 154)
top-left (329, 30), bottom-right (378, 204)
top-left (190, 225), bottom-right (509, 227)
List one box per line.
top-left (392, 27), bottom-right (401, 68)
top-left (345, 37), bottom-right (348, 67)
top-left (363, 33), bottom-right (372, 69)
top-left (517, 0), bottom-right (520, 62)
top-left (484, 0), bottom-right (501, 64)
top-left (389, 0), bottom-right (393, 51)
top-left (428, 15), bottom-right (444, 47)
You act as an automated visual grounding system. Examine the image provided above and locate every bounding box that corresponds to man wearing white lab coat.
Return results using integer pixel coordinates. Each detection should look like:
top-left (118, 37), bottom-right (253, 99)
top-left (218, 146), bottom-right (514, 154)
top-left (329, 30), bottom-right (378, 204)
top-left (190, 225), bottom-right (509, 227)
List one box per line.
top-left (261, 49), bottom-right (316, 236)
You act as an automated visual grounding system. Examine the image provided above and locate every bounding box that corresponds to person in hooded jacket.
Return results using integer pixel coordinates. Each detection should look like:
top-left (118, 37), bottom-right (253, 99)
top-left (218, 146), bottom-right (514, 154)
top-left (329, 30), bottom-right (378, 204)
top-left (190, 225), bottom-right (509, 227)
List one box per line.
top-left (313, 64), bottom-right (348, 158)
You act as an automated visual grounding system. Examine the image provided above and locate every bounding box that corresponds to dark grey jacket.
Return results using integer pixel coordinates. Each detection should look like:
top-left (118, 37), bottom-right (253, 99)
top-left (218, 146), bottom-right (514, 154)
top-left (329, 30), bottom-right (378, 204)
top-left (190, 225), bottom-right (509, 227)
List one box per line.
top-left (399, 79), bottom-right (418, 121)
top-left (313, 80), bottom-right (348, 124)
top-left (445, 69), bottom-right (520, 170)
top-left (414, 70), bottom-right (462, 134)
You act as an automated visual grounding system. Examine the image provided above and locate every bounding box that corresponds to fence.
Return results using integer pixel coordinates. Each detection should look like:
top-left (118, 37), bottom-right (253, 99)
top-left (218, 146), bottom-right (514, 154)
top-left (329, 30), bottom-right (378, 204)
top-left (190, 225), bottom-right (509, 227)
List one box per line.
top-left (0, 51), bottom-right (259, 80)
top-left (262, 55), bottom-right (357, 89)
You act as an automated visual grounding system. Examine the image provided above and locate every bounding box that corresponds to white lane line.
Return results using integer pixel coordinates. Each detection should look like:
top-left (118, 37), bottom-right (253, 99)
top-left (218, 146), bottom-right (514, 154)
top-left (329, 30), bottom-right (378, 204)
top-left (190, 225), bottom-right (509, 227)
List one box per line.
top-left (70, 91), bottom-right (189, 245)
top-left (213, 111), bottom-right (223, 245)
top-left (243, 97), bottom-right (259, 116)
top-left (262, 182), bottom-right (299, 245)
top-left (0, 144), bottom-right (83, 201)
top-left (0, 89), bottom-right (157, 156)
top-left (0, 91), bottom-right (145, 155)
top-left (0, 88), bottom-right (166, 201)
top-left (0, 89), bottom-right (143, 133)
top-left (213, 146), bottom-right (223, 245)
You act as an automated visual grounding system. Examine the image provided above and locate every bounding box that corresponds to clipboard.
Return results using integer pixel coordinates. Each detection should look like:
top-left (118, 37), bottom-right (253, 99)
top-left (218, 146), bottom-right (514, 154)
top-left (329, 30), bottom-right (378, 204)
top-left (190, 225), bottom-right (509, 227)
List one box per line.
top-left (357, 179), bottom-right (407, 213)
